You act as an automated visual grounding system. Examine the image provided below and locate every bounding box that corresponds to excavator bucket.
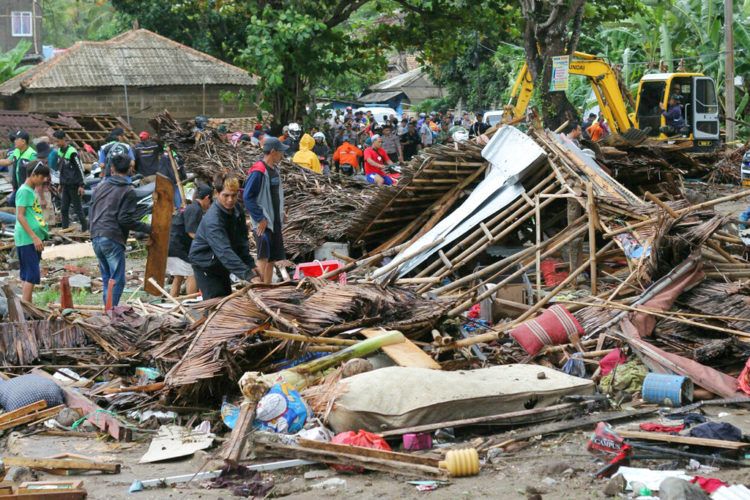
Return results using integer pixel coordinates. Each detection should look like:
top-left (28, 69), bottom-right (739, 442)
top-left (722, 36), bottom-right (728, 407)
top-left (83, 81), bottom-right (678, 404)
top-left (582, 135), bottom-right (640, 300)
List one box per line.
top-left (600, 127), bottom-right (652, 147)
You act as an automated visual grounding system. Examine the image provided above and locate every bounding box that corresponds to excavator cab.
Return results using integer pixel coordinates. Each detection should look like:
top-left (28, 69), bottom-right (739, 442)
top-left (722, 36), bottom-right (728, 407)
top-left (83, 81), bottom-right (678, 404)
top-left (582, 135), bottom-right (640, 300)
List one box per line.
top-left (634, 74), bottom-right (720, 150)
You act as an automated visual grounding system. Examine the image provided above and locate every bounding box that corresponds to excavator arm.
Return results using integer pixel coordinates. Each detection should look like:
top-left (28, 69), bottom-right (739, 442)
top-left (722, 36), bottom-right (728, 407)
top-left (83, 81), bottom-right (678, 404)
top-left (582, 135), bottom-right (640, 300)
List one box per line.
top-left (506, 52), bottom-right (637, 136)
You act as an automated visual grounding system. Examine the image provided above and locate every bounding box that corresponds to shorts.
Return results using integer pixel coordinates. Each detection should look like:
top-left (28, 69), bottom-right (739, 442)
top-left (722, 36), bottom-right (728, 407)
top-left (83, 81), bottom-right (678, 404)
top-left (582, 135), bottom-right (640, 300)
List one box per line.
top-left (366, 173), bottom-right (394, 186)
top-left (17, 244), bottom-right (41, 284)
top-left (166, 256), bottom-right (194, 277)
top-left (255, 228), bottom-right (285, 261)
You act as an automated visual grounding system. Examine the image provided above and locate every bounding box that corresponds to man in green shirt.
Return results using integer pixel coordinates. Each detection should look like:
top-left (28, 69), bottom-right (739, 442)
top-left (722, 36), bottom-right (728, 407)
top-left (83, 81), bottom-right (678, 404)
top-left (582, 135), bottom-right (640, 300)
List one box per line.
top-left (0, 130), bottom-right (37, 207)
top-left (14, 160), bottom-right (50, 302)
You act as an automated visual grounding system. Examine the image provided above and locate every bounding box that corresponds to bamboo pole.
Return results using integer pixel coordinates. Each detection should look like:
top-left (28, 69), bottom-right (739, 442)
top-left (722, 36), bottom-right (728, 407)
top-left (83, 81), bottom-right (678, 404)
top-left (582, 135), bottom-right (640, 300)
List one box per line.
top-left (445, 241), bottom-right (615, 347)
top-left (587, 183), bottom-right (598, 295)
top-left (557, 299), bottom-right (750, 339)
top-left (415, 172), bottom-right (558, 280)
top-left (535, 194), bottom-right (542, 301)
top-left (442, 223), bottom-right (587, 302)
top-left (605, 189), bottom-right (750, 238)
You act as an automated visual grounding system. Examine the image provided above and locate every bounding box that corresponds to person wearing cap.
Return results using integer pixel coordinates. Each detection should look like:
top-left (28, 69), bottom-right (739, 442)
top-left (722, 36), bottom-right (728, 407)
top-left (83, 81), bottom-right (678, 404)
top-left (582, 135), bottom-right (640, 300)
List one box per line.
top-left (0, 130), bottom-right (37, 206)
top-left (364, 135), bottom-right (397, 186)
top-left (291, 133), bottom-right (322, 174)
top-left (14, 160), bottom-right (51, 302)
top-left (189, 173), bottom-right (255, 298)
top-left (167, 184), bottom-right (212, 296)
top-left (380, 124), bottom-right (403, 163)
top-left (470, 112), bottom-right (489, 137)
top-left (243, 137), bottom-right (287, 284)
top-left (98, 127), bottom-right (135, 177)
top-left (52, 131), bottom-right (87, 231)
top-left (133, 131), bottom-right (162, 180)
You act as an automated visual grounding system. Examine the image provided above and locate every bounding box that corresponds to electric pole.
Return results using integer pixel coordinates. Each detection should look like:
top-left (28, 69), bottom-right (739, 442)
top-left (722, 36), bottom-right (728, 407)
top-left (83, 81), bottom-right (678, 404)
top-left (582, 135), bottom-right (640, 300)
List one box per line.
top-left (725, 0), bottom-right (736, 143)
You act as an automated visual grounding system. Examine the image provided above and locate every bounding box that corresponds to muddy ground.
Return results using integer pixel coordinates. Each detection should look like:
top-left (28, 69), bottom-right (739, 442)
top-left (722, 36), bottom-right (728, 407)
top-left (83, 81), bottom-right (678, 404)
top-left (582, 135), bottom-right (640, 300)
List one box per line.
top-left (3, 406), bottom-right (749, 499)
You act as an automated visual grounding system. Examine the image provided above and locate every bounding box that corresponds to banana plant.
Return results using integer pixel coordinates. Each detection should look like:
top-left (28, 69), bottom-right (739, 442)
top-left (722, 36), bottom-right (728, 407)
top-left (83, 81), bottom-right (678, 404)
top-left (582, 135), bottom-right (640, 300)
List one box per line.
top-left (0, 41), bottom-right (31, 84)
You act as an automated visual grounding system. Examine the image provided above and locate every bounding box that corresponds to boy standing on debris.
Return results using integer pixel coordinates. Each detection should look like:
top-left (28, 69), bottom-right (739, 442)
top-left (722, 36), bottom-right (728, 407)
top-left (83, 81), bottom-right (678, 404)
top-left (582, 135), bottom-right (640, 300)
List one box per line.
top-left (167, 184), bottom-right (213, 297)
top-left (14, 160), bottom-right (50, 302)
top-left (244, 138), bottom-right (287, 284)
top-left (190, 173), bottom-right (255, 298)
top-left (52, 131), bottom-right (87, 231)
top-left (90, 153), bottom-right (152, 307)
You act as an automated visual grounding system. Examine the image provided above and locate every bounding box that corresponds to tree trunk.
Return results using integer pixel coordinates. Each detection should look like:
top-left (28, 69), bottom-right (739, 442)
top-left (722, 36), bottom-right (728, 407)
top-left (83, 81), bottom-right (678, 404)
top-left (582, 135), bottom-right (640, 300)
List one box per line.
top-left (521, 0), bottom-right (586, 130)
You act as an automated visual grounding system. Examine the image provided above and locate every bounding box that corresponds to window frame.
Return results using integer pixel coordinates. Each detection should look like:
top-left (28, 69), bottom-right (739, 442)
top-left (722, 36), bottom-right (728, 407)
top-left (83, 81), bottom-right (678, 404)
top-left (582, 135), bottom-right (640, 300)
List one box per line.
top-left (11, 11), bottom-right (33, 37)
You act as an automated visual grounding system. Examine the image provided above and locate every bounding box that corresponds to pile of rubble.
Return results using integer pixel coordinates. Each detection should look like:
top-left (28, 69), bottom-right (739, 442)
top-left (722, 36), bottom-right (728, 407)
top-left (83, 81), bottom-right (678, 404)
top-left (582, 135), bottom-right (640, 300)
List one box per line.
top-left (1, 115), bottom-right (750, 498)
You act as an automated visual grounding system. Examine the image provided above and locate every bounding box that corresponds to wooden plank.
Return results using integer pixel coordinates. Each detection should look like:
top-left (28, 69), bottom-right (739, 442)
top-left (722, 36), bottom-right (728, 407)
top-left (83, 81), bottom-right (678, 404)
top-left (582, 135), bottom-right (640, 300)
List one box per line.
top-left (223, 401), bottom-right (256, 465)
top-left (298, 438), bottom-right (438, 466)
top-left (3, 457), bottom-right (120, 474)
top-left (0, 405), bottom-right (63, 431)
top-left (361, 329), bottom-right (441, 369)
top-left (31, 369), bottom-right (131, 441)
top-left (618, 430), bottom-right (749, 449)
top-left (144, 174), bottom-right (174, 296)
top-left (0, 401), bottom-right (46, 424)
top-left (42, 243), bottom-right (95, 261)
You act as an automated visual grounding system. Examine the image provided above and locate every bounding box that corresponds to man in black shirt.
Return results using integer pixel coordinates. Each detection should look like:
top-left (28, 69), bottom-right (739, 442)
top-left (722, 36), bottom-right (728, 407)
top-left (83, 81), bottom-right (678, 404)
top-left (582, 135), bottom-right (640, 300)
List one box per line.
top-left (52, 131), bottom-right (87, 231)
top-left (400, 122), bottom-right (421, 161)
top-left (133, 131), bottom-right (162, 180)
top-left (469, 112), bottom-right (490, 137)
top-left (167, 184), bottom-right (212, 296)
top-left (189, 173), bottom-right (255, 299)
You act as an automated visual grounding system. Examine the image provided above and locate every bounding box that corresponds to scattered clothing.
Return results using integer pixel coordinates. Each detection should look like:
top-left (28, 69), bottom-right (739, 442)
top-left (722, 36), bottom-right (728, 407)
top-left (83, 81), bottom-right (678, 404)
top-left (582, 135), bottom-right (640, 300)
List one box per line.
top-left (638, 423), bottom-right (685, 433)
top-left (688, 422), bottom-right (742, 442)
top-left (599, 360), bottom-right (648, 395)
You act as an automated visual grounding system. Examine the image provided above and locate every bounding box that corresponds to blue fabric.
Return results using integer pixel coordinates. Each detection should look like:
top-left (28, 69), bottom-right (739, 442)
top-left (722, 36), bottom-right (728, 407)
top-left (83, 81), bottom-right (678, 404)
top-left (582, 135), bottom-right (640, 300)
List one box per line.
top-left (0, 211), bottom-right (15, 225)
top-left (93, 236), bottom-right (126, 306)
top-left (740, 206), bottom-right (750, 230)
top-left (17, 244), bottom-right (41, 284)
top-left (366, 173), bottom-right (394, 185)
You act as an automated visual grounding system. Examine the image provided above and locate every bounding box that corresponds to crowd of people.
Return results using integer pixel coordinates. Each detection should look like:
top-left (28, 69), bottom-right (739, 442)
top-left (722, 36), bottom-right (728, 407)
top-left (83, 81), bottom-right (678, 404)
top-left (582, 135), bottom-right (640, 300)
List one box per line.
top-left (0, 107), bottom-right (492, 306)
top-left (253, 108), bottom-right (493, 186)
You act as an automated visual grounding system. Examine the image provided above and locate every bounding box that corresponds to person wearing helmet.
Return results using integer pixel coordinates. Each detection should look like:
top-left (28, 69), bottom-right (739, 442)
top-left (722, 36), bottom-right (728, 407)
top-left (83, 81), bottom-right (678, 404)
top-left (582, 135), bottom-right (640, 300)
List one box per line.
top-left (364, 135), bottom-right (397, 186)
top-left (417, 112), bottom-right (427, 129)
top-left (312, 132), bottom-right (331, 175)
top-left (380, 124), bottom-right (403, 163)
top-left (291, 133), bottom-right (322, 174)
top-left (284, 123), bottom-right (302, 156)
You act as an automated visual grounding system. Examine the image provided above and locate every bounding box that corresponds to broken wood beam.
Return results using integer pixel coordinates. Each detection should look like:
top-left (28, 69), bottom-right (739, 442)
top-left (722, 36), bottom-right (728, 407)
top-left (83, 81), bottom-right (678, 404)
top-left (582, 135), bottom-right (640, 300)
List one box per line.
top-left (3, 456), bottom-right (120, 474)
top-left (618, 430), bottom-right (749, 450)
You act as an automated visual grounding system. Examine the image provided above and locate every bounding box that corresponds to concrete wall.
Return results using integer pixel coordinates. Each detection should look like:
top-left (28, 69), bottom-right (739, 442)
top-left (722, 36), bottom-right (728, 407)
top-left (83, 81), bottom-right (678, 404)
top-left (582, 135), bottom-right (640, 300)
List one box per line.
top-left (6, 84), bottom-right (257, 131)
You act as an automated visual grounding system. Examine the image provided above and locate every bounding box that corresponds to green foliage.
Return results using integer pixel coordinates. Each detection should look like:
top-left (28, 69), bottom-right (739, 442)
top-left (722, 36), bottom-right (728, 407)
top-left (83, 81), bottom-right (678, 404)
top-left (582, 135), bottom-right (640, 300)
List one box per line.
top-left (112, 1), bottom-right (386, 124)
top-left (43, 0), bottom-right (131, 48)
top-left (0, 41), bottom-right (32, 84)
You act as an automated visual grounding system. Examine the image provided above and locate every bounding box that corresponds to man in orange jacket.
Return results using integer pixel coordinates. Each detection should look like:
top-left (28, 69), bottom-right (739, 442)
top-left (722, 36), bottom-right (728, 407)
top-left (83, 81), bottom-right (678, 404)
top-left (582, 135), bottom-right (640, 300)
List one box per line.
top-left (333, 137), bottom-right (363, 175)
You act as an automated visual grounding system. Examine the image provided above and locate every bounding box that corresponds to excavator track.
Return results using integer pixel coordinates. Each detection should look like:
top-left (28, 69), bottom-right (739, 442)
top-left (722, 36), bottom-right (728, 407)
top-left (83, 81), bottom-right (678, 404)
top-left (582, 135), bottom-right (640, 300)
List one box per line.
top-left (601, 127), bottom-right (652, 147)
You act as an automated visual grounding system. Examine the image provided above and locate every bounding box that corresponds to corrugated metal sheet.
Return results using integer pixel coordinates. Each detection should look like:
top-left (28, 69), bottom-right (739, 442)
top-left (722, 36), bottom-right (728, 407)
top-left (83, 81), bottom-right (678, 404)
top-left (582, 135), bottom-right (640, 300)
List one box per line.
top-left (0, 29), bottom-right (256, 96)
top-left (359, 90), bottom-right (404, 103)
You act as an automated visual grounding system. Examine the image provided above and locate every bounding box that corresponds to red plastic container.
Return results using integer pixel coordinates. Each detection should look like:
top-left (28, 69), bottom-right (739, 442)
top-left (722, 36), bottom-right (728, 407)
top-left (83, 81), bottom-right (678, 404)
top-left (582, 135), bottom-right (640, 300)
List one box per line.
top-left (294, 260), bottom-right (346, 284)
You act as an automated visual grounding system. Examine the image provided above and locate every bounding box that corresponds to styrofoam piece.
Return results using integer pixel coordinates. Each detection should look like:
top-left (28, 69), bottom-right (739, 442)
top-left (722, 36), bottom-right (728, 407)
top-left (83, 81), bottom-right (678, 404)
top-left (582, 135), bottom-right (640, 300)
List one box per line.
top-left (617, 466), bottom-right (692, 491)
top-left (712, 484), bottom-right (750, 500)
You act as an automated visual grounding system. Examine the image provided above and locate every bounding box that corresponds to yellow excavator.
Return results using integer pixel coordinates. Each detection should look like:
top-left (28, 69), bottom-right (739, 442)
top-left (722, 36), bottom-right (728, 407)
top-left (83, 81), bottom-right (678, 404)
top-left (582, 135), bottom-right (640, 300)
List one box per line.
top-left (505, 52), bottom-right (720, 150)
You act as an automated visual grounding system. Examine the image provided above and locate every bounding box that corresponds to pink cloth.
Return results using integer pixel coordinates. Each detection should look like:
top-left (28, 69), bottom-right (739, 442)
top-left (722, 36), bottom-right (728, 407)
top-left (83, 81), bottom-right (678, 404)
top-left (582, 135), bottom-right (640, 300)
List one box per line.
top-left (599, 348), bottom-right (627, 376)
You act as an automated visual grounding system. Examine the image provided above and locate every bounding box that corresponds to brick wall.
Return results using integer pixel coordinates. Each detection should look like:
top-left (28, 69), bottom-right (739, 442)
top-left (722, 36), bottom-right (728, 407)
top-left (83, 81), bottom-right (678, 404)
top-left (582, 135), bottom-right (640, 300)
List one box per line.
top-left (8, 84), bottom-right (257, 127)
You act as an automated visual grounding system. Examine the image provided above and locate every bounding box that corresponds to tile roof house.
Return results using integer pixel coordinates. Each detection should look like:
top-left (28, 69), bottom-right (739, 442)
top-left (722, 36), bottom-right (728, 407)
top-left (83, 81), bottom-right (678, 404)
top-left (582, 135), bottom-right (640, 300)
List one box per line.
top-left (359, 67), bottom-right (444, 113)
top-left (0, 29), bottom-right (257, 130)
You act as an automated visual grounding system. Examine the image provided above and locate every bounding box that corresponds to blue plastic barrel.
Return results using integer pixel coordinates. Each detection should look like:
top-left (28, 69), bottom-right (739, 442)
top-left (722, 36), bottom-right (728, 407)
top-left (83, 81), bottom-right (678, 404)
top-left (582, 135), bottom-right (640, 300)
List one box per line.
top-left (642, 373), bottom-right (694, 407)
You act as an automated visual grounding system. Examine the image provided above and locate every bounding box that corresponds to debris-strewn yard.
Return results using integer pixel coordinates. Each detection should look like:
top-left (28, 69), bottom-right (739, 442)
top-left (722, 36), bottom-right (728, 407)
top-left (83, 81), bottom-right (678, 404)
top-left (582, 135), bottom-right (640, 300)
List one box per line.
top-left (2, 114), bottom-right (750, 499)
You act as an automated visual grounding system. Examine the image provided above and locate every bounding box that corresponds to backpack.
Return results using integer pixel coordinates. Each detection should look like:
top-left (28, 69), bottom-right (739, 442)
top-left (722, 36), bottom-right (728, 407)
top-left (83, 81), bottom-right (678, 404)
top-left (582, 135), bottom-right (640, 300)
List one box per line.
top-left (104, 141), bottom-right (130, 175)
